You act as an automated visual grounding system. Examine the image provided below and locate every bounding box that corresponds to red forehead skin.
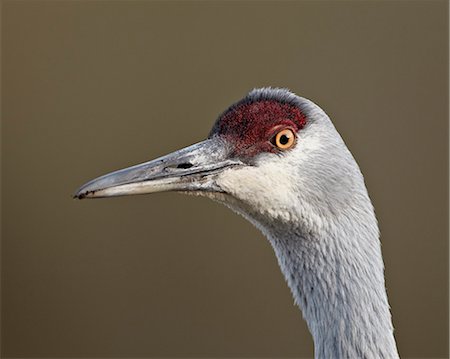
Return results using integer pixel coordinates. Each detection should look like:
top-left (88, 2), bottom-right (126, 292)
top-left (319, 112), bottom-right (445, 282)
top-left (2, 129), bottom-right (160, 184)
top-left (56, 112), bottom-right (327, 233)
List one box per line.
top-left (210, 100), bottom-right (307, 158)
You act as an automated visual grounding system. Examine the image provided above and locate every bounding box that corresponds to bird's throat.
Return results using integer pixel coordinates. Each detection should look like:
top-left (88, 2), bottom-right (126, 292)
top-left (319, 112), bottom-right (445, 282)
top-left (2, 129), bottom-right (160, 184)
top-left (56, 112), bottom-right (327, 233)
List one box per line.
top-left (265, 221), bottom-right (399, 359)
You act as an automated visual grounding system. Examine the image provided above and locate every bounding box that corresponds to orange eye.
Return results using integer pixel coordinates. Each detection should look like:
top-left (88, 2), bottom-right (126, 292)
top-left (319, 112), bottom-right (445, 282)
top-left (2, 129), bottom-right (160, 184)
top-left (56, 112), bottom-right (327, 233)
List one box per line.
top-left (273, 128), bottom-right (296, 150)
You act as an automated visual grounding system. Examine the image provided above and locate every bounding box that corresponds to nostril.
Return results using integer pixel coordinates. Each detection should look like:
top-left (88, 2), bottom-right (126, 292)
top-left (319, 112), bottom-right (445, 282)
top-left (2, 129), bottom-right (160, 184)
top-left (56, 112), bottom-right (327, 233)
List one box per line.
top-left (176, 163), bottom-right (193, 169)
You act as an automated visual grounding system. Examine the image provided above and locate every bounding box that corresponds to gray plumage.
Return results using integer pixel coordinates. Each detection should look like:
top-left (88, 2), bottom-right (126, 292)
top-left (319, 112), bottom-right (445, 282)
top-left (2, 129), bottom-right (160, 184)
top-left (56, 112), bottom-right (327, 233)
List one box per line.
top-left (75, 88), bottom-right (399, 359)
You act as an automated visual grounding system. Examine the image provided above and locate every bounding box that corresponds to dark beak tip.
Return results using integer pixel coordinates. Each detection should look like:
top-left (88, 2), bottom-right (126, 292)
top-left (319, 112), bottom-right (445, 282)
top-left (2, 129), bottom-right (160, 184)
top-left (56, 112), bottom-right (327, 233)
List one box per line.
top-left (73, 189), bottom-right (89, 200)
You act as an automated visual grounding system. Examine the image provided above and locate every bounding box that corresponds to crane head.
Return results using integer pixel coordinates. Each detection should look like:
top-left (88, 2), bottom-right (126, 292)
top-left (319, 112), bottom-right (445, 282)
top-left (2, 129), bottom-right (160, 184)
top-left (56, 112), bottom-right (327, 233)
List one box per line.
top-left (75, 88), bottom-right (355, 226)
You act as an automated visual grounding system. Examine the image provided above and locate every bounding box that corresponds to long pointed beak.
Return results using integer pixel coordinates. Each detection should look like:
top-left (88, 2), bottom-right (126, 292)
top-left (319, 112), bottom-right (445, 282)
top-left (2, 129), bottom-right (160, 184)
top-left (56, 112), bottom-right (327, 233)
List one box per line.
top-left (74, 138), bottom-right (241, 199)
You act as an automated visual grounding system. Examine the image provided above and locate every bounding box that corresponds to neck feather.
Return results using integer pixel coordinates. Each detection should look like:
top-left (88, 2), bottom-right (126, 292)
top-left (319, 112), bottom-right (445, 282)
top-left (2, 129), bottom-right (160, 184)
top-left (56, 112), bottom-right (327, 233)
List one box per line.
top-left (262, 206), bottom-right (399, 359)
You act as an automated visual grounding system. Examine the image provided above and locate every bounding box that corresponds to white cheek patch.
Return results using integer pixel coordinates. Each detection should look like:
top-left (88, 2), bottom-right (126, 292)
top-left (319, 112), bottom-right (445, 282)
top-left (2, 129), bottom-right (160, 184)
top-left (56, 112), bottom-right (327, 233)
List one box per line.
top-left (216, 155), bottom-right (298, 222)
top-left (215, 130), bottom-right (330, 224)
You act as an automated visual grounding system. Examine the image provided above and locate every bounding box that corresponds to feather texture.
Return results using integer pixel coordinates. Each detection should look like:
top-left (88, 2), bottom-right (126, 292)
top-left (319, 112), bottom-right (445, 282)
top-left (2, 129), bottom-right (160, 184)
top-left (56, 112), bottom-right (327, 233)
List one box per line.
top-left (213, 88), bottom-right (399, 359)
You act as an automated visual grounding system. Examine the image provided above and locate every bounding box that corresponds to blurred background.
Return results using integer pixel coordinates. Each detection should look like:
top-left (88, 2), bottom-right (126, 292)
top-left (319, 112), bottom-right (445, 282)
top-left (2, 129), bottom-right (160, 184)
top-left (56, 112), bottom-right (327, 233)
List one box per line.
top-left (2, 1), bottom-right (448, 358)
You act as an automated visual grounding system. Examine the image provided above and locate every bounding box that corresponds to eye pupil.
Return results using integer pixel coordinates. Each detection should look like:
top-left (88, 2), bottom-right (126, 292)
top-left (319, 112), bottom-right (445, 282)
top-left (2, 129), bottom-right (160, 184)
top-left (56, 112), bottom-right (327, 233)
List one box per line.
top-left (280, 135), bottom-right (289, 145)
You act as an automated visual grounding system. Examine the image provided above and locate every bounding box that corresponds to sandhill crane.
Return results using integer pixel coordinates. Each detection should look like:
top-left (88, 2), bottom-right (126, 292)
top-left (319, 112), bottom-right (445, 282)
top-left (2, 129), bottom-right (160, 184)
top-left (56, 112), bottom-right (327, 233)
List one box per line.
top-left (75, 88), bottom-right (399, 358)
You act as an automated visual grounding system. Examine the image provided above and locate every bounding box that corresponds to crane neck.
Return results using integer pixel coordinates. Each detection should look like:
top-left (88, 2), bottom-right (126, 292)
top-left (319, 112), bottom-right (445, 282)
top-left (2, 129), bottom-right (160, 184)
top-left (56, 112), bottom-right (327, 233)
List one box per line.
top-left (260, 208), bottom-right (399, 359)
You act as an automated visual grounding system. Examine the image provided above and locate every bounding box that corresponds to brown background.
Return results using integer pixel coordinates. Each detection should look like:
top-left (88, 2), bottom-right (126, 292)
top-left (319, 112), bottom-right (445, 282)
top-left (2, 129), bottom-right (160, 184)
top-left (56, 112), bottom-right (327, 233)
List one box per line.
top-left (1, 1), bottom-right (448, 358)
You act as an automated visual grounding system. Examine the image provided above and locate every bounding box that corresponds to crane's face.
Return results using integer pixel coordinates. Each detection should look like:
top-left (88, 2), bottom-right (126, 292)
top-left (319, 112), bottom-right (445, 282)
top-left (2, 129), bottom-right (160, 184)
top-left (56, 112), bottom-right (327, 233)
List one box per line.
top-left (74, 92), bottom-right (321, 222)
